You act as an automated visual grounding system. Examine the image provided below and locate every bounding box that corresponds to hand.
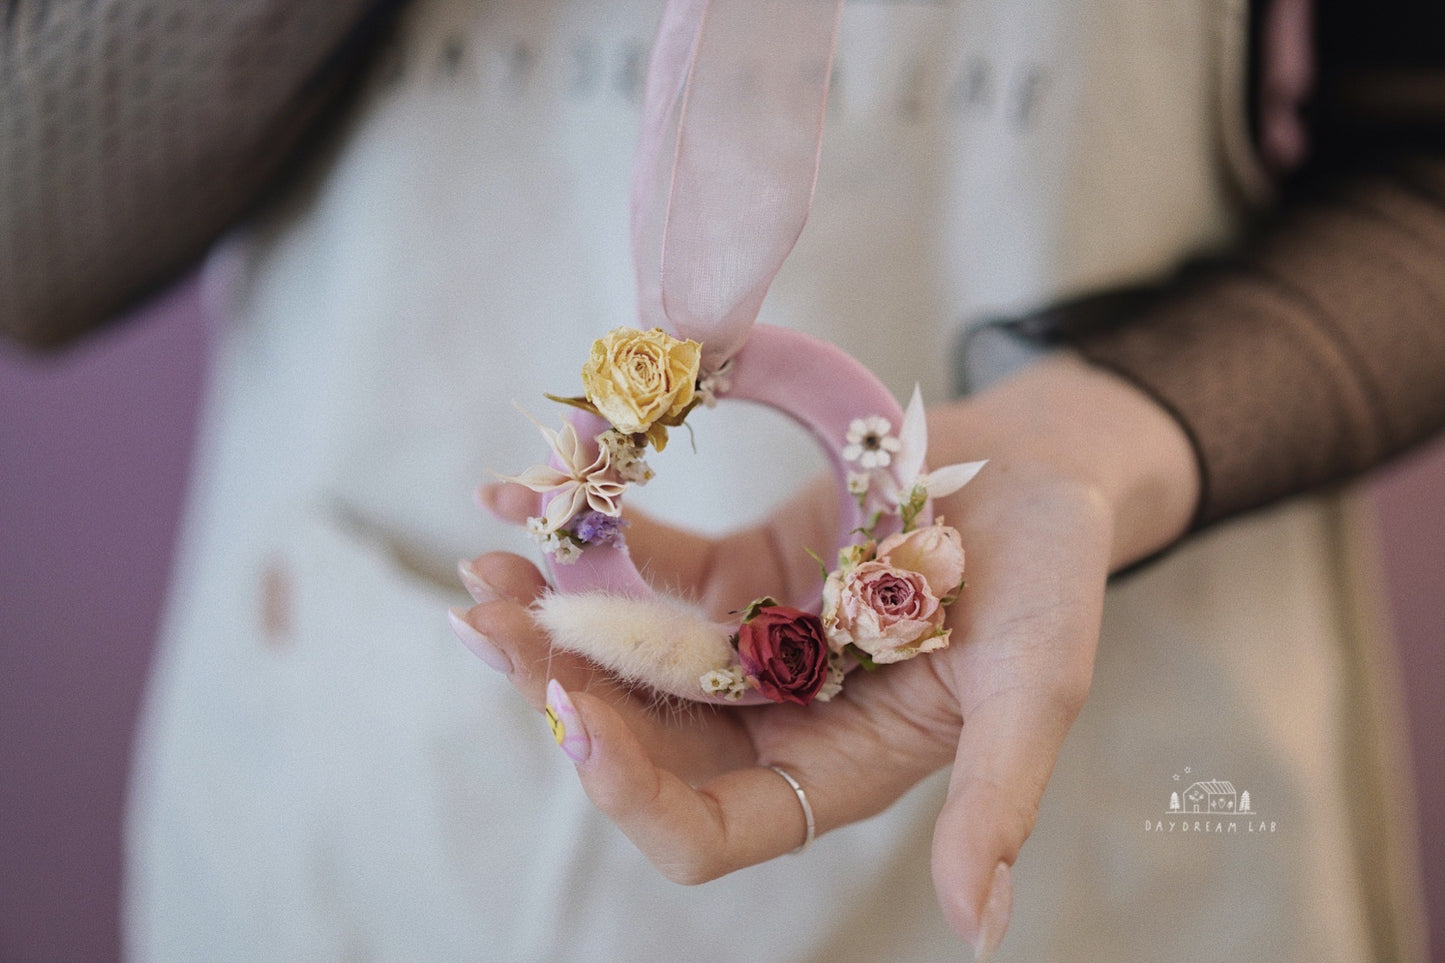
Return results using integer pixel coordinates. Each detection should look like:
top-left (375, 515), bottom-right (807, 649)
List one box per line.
top-left (450, 355), bottom-right (1198, 960)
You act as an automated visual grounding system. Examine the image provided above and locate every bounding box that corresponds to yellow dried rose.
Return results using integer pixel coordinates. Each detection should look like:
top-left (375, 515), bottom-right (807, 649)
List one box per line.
top-left (581, 327), bottom-right (702, 450)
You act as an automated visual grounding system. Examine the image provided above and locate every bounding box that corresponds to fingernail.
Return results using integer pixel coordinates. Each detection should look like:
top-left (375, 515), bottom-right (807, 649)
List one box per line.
top-left (972, 861), bottom-right (1013, 963)
top-left (457, 559), bottom-right (498, 603)
top-left (474, 484), bottom-right (504, 519)
top-left (545, 678), bottom-right (591, 764)
top-left (447, 607), bottom-right (513, 674)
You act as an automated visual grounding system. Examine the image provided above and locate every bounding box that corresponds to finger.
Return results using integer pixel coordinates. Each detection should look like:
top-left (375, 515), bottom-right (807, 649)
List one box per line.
top-left (929, 681), bottom-right (1088, 960)
top-left (547, 682), bottom-right (813, 883)
top-left (614, 508), bottom-right (789, 617)
top-left (450, 594), bottom-right (596, 707)
top-left (552, 665), bottom-right (958, 882)
top-left (476, 481), bottom-right (539, 525)
top-left (627, 473), bottom-right (836, 614)
top-left (612, 506), bottom-right (715, 598)
top-left (457, 551), bottom-right (549, 604)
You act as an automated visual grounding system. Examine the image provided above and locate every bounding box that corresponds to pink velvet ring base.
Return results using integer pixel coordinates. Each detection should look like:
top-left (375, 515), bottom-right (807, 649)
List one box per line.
top-left (540, 324), bottom-right (929, 705)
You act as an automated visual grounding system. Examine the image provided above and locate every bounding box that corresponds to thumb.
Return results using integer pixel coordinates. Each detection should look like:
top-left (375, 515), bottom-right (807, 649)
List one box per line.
top-left (930, 684), bottom-right (1087, 960)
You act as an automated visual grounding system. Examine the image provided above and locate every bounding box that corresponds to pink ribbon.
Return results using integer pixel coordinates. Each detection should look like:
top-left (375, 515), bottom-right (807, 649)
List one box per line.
top-left (632, 0), bottom-right (843, 367)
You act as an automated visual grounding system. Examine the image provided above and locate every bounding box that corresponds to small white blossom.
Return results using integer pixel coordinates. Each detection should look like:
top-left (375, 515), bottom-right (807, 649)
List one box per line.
top-left (598, 429), bottom-right (654, 485)
top-left (814, 659), bottom-right (846, 703)
top-left (550, 538), bottom-right (583, 565)
top-left (531, 528), bottom-right (583, 564)
top-left (695, 359), bottom-right (734, 408)
top-left (847, 471), bottom-right (871, 497)
top-left (843, 416), bottom-right (902, 470)
top-left (700, 666), bottom-right (749, 701)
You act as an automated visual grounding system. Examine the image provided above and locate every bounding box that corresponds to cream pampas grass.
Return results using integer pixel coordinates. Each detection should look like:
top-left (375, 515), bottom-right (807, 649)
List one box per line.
top-left (531, 591), bottom-right (734, 698)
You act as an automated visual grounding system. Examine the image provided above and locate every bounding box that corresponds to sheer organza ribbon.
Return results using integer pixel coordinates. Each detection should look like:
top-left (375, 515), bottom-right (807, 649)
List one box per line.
top-left (525, 0), bottom-right (987, 705)
top-left (632, 0), bottom-right (843, 366)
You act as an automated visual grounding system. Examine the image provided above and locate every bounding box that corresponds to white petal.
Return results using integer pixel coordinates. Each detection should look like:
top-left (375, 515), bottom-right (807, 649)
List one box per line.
top-left (894, 385), bottom-right (928, 489)
top-left (494, 465), bottom-right (569, 492)
top-left (554, 420), bottom-right (584, 468)
top-left (921, 459), bottom-right (988, 499)
top-left (515, 403), bottom-right (565, 456)
top-left (540, 485), bottom-right (587, 532)
top-left (585, 479), bottom-right (627, 516)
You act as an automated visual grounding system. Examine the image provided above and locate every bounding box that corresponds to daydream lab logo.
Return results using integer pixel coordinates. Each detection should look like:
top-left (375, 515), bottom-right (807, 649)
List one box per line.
top-left (1145, 767), bottom-right (1278, 835)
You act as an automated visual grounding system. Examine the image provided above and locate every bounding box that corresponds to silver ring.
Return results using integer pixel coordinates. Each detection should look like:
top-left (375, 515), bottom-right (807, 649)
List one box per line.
top-left (768, 765), bottom-right (815, 854)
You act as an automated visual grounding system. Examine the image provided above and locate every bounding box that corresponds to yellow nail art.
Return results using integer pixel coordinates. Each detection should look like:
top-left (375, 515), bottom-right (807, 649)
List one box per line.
top-left (546, 703), bottom-right (566, 745)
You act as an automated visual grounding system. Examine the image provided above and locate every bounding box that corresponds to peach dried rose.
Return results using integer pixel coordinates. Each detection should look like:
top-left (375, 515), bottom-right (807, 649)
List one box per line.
top-left (875, 522), bottom-right (966, 599)
top-left (822, 560), bottom-right (950, 664)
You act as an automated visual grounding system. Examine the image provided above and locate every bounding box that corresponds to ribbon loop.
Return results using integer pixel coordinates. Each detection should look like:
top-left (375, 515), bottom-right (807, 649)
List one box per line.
top-left (632, 0), bottom-right (843, 366)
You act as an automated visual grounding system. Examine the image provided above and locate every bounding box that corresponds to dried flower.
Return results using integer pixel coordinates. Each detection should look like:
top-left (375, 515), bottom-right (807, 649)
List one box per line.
top-left (822, 560), bottom-right (949, 664)
top-left (581, 327), bottom-right (701, 450)
top-left (695, 358), bottom-right (734, 408)
top-left (736, 605), bottom-right (831, 705)
top-left (572, 510), bottom-right (628, 547)
top-left (598, 429), bottom-right (655, 485)
top-left (550, 537), bottom-right (583, 565)
top-left (700, 666), bottom-right (749, 701)
top-left (814, 658), bottom-right (846, 702)
top-left (497, 414), bottom-right (626, 534)
top-left (843, 416), bottom-right (902, 470)
top-left (875, 522), bottom-right (966, 600)
top-left (882, 386), bottom-right (986, 524)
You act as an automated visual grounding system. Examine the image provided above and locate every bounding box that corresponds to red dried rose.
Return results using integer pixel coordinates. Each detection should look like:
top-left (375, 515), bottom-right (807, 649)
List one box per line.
top-left (736, 605), bottom-right (831, 706)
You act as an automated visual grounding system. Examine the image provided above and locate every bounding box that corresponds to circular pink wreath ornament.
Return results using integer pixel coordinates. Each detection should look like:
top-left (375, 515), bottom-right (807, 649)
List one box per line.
top-left (495, 0), bottom-right (984, 705)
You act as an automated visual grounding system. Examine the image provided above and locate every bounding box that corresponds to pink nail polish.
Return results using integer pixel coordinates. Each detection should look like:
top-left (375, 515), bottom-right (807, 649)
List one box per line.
top-left (545, 678), bottom-right (591, 764)
top-left (446, 607), bottom-right (513, 674)
top-left (456, 560), bottom-right (498, 603)
top-left (972, 861), bottom-right (1013, 963)
top-left (474, 484), bottom-right (504, 518)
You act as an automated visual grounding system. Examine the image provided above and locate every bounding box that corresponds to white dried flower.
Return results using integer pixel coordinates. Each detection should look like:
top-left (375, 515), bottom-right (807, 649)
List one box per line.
top-left (496, 411), bottom-right (626, 533)
top-left (814, 659), bottom-right (846, 702)
top-left (550, 538), bottom-right (583, 565)
top-left (599, 429), bottom-right (654, 486)
top-left (843, 416), bottom-right (902, 470)
top-left (699, 666), bottom-right (748, 701)
top-left (695, 359), bottom-right (734, 408)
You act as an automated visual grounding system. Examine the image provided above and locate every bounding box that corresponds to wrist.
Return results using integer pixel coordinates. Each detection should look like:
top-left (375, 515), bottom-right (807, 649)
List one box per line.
top-left (926, 354), bottom-right (1199, 570)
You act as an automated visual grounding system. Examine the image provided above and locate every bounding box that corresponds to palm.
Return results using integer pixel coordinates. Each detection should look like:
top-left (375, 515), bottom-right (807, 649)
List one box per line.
top-left (460, 456), bottom-right (1108, 947)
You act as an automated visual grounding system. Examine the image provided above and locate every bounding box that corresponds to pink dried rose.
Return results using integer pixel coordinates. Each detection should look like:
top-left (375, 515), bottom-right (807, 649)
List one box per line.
top-left (822, 560), bottom-right (950, 664)
top-left (875, 521), bottom-right (966, 599)
top-left (736, 606), bottom-right (831, 706)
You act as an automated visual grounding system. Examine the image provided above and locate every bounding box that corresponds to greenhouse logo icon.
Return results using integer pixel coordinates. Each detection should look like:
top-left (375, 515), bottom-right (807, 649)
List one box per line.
top-left (1144, 767), bottom-right (1278, 835)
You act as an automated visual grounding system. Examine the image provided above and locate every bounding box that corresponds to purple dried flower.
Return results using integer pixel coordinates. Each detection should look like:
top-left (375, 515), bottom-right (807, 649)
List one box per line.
top-left (571, 510), bottom-right (628, 547)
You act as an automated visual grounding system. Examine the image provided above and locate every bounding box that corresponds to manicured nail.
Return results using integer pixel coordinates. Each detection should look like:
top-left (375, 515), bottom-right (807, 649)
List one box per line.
top-left (972, 862), bottom-right (1013, 963)
top-left (474, 484), bottom-right (504, 519)
top-left (447, 607), bottom-right (513, 674)
top-left (545, 678), bottom-right (591, 764)
top-left (457, 559), bottom-right (498, 603)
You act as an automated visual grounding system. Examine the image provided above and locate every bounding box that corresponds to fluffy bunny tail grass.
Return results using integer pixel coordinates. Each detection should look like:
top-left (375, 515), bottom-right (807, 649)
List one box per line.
top-left (532, 591), bottom-right (734, 699)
